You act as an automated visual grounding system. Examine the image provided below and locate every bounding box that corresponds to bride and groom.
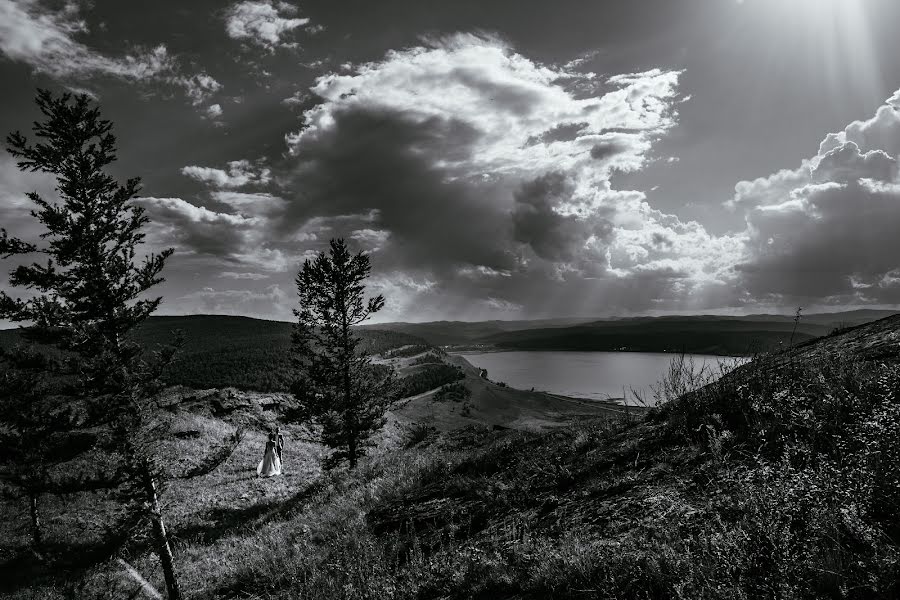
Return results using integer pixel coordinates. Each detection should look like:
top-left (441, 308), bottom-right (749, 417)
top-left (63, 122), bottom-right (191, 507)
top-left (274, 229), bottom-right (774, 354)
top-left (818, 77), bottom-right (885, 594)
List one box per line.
top-left (257, 426), bottom-right (284, 477)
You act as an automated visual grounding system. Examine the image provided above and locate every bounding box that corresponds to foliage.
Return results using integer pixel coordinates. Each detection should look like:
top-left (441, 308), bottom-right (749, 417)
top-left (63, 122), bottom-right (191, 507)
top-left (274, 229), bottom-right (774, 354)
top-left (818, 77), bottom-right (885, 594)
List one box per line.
top-left (144, 316), bottom-right (419, 392)
top-left (0, 90), bottom-right (177, 561)
top-left (433, 381), bottom-right (471, 402)
top-left (0, 317), bottom-right (426, 392)
top-left (393, 363), bottom-right (464, 399)
top-left (291, 238), bottom-right (394, 469)
top-left (409, 352), bottom-right (444, 366)
top-left (0, 90), bottom-right (239, 600)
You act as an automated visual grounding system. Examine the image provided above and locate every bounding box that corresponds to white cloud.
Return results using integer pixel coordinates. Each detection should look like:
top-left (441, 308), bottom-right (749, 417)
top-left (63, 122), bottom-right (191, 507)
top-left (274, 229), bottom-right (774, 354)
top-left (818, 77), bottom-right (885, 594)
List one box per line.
top-left (225, 0), bottom-right (310, 50)
top-left (205, 103), bottom-right (224, 120)
top-left (181, 160), bottom-right (272, 189)
top-left (177, 74), bottom-right (223, 106)
top-left (281, 90), bottom-right (310, 107)
top-left (0, 1), bottom-right (222, 107)
top-left (0, 1), bottom-right (171, 79)
top-left (350, 228), bottom-right (391, 251)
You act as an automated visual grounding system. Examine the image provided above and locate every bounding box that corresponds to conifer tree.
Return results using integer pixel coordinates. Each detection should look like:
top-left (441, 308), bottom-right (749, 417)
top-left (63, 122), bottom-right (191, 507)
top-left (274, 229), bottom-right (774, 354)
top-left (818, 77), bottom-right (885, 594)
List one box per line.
top-left (0, 89), bottom-right (240, 599)
top-left (291, 238), bottom-right (394, 469)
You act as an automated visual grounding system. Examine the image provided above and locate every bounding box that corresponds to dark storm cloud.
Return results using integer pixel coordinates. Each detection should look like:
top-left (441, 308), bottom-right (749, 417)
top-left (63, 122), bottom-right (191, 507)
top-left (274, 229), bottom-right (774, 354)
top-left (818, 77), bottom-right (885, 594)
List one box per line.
top-left (512, 172), bottom-right (612, 263)
top-left (282, 106), bottom-right (517, 275)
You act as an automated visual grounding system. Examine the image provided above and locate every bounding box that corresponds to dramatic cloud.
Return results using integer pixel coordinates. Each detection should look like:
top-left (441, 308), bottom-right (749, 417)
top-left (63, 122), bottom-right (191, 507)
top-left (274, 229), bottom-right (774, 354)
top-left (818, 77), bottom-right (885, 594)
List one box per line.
top-left (0, 0), bottom-right (221, 106)
top-left (731, 90), bottom-right (900, 306)
top-left (278, 34), bottom-right (738, 319)
top-left (225, 1), bottom-right (311, 50)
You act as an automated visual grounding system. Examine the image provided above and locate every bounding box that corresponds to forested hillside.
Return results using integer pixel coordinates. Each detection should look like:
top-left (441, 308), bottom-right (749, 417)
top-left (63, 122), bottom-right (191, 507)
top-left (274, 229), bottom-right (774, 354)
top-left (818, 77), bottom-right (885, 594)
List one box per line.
top-left (0, 315), bottom-right (427, 392)
top-left (359, 310), bottom-right (896, 352)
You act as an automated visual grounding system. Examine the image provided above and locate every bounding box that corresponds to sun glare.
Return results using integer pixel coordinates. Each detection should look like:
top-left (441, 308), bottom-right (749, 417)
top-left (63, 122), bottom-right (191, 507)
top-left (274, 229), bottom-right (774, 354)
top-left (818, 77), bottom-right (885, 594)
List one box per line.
top-left (727, 0), bottom-right (884, 110)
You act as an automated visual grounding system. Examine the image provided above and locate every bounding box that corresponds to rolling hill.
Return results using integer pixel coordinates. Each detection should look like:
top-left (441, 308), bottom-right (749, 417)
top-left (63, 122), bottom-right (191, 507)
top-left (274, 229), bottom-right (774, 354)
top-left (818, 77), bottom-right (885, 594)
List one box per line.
top-left (0, 315), bottom-right (428, 393)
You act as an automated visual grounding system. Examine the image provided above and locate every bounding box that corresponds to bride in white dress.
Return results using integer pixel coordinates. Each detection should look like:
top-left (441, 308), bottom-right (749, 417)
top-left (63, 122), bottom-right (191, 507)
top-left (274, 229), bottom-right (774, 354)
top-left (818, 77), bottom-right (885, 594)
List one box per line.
top-left (257, 433), bottom-right (282, 477)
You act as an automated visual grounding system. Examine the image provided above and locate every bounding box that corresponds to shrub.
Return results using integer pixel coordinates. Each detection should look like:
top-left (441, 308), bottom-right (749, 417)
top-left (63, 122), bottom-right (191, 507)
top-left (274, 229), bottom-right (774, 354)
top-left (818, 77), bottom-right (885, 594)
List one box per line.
top-left (434, 382), bottom-right (471, 403)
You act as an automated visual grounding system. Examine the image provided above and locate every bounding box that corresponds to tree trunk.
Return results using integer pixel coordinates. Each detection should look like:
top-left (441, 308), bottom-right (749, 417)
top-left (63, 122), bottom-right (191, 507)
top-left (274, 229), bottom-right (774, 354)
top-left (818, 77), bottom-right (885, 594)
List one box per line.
top-left (141, 465), bottom-right (182, 600)
top-left (344, 363), bottom-right (357, 470)
top-left (28, 489), bottom-right (42, 551)
top-left (347, 419), bottom-right (357, 470)
top-left (341, 307), bottom-right (357, 470)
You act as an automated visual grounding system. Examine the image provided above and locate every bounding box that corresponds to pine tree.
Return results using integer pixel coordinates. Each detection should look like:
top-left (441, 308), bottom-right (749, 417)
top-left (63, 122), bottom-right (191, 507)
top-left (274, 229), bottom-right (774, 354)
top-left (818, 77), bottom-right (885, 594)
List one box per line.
top-left (0, 89), bottom-right (239, 599)
top-left (290, 238), bottom-right (394, 469)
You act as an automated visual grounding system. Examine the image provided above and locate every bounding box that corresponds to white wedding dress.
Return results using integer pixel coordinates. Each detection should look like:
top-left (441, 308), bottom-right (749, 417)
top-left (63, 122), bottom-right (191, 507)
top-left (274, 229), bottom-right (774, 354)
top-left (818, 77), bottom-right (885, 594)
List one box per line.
top-left (256, 440), bottom-right (282, 477)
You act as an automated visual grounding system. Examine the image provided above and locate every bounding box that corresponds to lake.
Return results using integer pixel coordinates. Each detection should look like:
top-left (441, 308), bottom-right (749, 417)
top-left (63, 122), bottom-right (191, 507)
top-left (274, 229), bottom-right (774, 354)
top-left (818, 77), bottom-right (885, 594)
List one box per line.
top-left (456, 351), bottom-right (742, 406)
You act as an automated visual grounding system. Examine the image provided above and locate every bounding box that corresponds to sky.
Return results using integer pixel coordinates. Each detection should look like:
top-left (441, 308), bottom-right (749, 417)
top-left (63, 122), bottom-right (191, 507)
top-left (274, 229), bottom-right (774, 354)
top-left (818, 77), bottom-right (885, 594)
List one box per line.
top-left (3, 0), bottom-right (900, 322)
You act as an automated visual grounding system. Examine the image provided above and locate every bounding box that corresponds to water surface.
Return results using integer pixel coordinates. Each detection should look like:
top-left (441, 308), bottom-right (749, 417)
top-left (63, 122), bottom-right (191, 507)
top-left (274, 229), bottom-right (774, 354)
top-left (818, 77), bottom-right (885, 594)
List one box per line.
top-left (457, 350), bottom-right (741, 406)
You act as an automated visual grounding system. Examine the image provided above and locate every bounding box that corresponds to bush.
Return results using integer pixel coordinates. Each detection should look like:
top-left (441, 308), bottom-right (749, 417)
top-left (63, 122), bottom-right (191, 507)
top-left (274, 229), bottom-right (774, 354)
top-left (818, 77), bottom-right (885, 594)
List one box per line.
top-left (409, 353), bottom-right (443, 366)
top-left (433, 382), bottom-right (471, 403)
top-left (394, 364), bottom-right (464, 399)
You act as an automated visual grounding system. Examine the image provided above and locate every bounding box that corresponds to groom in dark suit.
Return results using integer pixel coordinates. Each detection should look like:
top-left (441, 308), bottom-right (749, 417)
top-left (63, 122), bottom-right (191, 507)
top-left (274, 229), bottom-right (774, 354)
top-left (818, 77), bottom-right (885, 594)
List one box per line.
top-left (274, 426), bottom-right (284, 461)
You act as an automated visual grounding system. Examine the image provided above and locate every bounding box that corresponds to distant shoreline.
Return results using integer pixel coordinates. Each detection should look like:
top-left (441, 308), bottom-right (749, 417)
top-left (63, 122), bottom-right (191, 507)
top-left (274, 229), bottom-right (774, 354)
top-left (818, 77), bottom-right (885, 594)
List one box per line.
top-left (449, 348), bottom-right (742, 358)
top-left (450, 352), bottom-right (629, 407)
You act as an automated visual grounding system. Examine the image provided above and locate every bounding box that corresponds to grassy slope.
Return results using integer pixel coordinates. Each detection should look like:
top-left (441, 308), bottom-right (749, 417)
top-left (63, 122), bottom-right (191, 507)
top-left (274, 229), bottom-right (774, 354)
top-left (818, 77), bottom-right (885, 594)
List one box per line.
top-left (4, 316), bottom-right (900, 598)
top-left (389, 352), bottom-right (636, 431)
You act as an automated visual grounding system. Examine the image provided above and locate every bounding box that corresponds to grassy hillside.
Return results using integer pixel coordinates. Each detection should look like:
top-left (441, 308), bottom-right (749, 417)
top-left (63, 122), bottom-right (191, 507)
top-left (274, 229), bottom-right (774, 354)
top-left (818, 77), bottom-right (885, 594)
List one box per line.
top-left (3, 315), bottom-right (900, 599)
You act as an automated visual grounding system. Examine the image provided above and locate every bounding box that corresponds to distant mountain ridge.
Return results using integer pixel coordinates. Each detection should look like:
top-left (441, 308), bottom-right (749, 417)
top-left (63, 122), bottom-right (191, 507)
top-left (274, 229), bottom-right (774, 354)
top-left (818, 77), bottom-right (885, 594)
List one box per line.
top-left (361, 309), bottom-right (898, 354)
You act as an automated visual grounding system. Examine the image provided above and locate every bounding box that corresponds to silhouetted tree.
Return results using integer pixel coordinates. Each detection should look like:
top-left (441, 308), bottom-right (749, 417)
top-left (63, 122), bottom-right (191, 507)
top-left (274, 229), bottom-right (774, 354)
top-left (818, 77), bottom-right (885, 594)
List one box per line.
top-left (0, 90), bottom-right (242, 599)
top-left (291, 238), bottom-right (394, 469)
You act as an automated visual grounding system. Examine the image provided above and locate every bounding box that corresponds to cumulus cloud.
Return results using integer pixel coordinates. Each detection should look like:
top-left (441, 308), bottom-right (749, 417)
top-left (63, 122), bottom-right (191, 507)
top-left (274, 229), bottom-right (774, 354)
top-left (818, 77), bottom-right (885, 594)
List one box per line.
top-left (181, 160), bottom-right (272, 189)
top-left (178, 74), bottom-right (223, 106)
top-left (205, 103), bottom-right (224, 119)
top-left (731, 90), bottom-right (900, 306)
top-left (278, 33), bottom-right (739, 318)
top-left (137, 196), bottom-right (295, 274)
top-left (0, 0), bottom-right (222, 106)
top-left (225, 0), bottom-right (310, 50)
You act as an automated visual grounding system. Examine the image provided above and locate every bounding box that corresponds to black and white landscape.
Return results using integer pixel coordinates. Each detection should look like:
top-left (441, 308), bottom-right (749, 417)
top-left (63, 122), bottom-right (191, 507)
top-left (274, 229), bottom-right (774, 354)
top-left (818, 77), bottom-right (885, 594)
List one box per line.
top-left (2, 1), bottom-right (900, 598)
